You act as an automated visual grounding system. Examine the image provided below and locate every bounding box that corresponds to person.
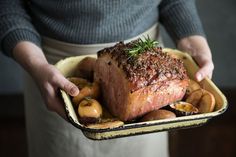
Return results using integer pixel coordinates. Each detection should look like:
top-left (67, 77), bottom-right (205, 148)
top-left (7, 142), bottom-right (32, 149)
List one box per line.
top-left (0, 0), bottom-right (214, 157)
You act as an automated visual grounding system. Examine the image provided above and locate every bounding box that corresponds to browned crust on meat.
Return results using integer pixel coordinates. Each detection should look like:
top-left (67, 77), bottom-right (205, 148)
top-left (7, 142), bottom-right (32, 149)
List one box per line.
top-left (98, 41), bottom-right (188, 92)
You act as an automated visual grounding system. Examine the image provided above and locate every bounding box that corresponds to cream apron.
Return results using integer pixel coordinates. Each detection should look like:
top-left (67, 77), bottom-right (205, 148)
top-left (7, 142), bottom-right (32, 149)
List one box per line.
top-left (24, 23), bottom-right (169, 157)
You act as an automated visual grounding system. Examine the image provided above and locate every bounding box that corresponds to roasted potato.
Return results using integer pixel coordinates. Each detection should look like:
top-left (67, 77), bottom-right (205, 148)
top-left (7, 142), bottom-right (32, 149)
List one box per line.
top-left (186, 89), bottom-right (215, 113)
top-left (140, 109), bottom-right (176, 122)
top-left (185, 79), bottom-right (201, 96)
top-left (87, 119), bottom-right (124, 129)
top-left (169, 101), bottom-right (198, 116)
top-left (68, 77), bottom-right (100, 106)
top-left (186, 89), bottom-right (203, 106)
top-left (68, 77), bottom-right (90, 89)
top-left (72, 81), bottom-right (100, 107)
top-left (198, 90), bottom-right (215, 113)
top-left (78, 98), bottom-right (102, 119)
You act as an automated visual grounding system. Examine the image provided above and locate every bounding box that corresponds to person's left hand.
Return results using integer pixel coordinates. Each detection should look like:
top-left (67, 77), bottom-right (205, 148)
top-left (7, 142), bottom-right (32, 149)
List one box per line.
top-left (177, 35), bottom-right (214, 82)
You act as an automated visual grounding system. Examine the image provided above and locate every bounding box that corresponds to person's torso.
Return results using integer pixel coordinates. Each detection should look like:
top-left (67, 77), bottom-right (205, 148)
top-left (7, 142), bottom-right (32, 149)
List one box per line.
top-left (28, 0), bottom-right (161, 44)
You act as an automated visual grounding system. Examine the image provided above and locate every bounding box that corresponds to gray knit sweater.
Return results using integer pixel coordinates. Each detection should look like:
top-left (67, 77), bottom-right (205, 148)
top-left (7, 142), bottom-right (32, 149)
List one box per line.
top-left (0, 0), bottom-right (205, 57)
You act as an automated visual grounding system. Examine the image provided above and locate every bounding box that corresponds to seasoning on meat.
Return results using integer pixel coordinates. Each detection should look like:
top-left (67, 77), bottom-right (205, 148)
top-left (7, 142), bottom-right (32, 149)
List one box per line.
top-left (95, 38), bottom-right (189, 121)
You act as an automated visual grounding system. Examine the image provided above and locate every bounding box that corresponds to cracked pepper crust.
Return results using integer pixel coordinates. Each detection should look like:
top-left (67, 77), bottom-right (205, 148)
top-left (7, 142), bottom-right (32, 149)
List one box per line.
top-left (97, 41), bottom-right (188, 92)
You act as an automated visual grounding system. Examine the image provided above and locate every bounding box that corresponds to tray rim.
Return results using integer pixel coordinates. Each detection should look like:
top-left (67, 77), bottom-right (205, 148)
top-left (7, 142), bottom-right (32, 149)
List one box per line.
top-left (62, 88), bottom-right (227, 133)
top-left (56, 48), bottom-right (228, 138)
top-left (82, 118), bottom-right (208, 140)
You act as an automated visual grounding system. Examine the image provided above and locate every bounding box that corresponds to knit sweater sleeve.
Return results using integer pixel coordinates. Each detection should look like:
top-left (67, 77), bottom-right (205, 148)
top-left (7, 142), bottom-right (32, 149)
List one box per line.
top-left (159, 0), bottom-right (205, 43)
top-left (0, 0), bottom-right (41, 57)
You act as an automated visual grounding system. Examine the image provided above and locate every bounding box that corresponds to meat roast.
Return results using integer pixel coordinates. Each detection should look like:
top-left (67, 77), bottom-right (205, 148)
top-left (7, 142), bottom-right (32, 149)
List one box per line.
top-left (94, 39), bottom-right (189, 121)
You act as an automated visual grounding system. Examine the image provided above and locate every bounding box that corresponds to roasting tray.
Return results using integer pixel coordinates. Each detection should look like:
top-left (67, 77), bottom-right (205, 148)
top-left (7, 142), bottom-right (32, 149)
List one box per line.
top-left (55, 48), bottom-right (227, 140)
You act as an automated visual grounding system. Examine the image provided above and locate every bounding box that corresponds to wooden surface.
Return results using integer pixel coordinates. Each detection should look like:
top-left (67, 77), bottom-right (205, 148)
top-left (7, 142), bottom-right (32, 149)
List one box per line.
top-left (0, 88), bottom-right (235, 157)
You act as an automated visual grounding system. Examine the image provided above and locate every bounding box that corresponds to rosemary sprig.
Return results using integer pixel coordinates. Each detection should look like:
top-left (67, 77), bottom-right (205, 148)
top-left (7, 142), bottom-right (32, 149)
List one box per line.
top-left (126, 36), bottom-right (159, 58)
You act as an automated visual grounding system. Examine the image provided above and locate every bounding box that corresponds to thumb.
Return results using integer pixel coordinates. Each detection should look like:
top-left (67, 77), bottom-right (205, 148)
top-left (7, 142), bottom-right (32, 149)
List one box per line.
top-left (55, 75), bottom-right (80, 96)
top-left (195, 61), bottom-right (214, 81)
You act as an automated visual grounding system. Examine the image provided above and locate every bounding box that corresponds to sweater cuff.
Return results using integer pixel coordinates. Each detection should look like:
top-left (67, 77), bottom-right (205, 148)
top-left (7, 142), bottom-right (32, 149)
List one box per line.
top-left (159, 1), bottom-right (205, 43)
top-left (2, 29), bottom-right (41, 57)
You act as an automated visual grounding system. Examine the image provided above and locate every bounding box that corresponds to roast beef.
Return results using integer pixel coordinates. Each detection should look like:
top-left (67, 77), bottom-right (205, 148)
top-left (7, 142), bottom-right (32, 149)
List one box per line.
top-left (94, 40), bottom-right (189, 121)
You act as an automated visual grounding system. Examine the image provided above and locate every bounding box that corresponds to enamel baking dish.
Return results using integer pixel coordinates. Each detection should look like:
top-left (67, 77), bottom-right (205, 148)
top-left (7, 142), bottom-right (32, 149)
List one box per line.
top-left (55, 48), bottom-right (228, 140)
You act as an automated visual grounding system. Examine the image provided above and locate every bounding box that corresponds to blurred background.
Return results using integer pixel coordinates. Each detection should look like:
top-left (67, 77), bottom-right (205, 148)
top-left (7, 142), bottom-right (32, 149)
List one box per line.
top-left (0, 0), bottom-right (236, 156)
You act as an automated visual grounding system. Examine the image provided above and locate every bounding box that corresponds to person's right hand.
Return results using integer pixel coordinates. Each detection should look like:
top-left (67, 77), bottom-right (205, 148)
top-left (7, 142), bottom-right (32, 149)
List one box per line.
top-left (32, 63), bottom-right (79, 119)
top-left (13, 41), bottom-right (79, 119)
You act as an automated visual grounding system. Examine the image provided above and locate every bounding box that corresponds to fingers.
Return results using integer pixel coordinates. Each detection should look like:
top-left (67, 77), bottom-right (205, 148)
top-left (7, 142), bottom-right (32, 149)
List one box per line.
top-left (61, 78), bottom-right (79, 96)
top-left (176, 35), bottom-right (214, 82)
top-left (42, 84), bottom-right (68, 120)
top-left (35, 64), bottom-right (80, 120)
top-left (195, 60), bottom-right (214, 82)
top-left (53, 100), bottom-right (67, 120)
top-left (193, 51), bottom-right (214, 81)
top-left (48, 97), bottom-right (68, 120)
top-left (51, 72), bottom-right (80, 96)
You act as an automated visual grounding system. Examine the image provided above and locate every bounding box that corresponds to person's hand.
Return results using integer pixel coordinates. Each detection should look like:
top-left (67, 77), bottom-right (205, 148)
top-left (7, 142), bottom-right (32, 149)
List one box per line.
top-left (13, 41), bottom-right (79, 119)
top-left (32, 63), bottom-right (79, 119)
top-left (177, 35), bottom-right (214, 82)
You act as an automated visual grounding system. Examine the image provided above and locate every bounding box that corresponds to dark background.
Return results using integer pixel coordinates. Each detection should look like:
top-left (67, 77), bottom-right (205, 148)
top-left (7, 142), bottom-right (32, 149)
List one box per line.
top-left (0, 0), bottom-right (236, 156)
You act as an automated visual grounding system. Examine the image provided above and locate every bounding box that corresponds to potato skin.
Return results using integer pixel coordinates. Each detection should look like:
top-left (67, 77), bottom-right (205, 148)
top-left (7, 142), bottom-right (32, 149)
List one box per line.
top-left (140, 109), bottom-right (176, 122)
top-left (78, 98), bottom-right (103, 119)
top-left (72, 82), bottom-right (100, 107)
top-left (185, 79), bottom-right (201, 96)
top-left (68, 77), bottom-right (90, 89)
top-left (169, 101), bottom-right (199, 116)
top-left (186, 89), bottom-right (203, 106)
top-left (67, 77), bottom-right (100, 107)
top-left (87, 119), bottom-right (124, 129)
top-left (198, 90), bottom-right (215, 113)
top-left (186, 88), bottom-right (215, 113)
